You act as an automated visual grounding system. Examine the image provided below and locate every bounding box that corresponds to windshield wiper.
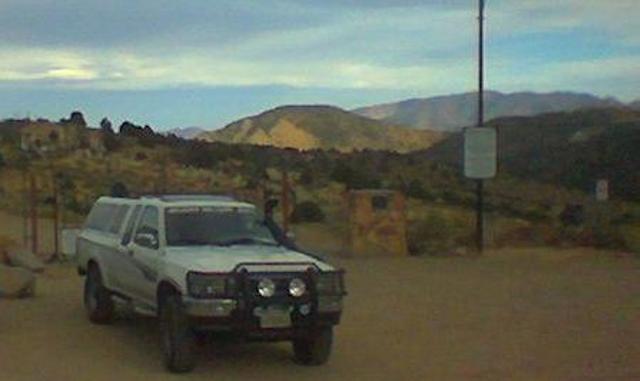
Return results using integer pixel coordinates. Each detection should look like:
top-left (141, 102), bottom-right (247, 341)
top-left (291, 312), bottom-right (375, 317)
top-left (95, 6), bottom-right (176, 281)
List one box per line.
top-left (218, 237), bottom-right (279, 247)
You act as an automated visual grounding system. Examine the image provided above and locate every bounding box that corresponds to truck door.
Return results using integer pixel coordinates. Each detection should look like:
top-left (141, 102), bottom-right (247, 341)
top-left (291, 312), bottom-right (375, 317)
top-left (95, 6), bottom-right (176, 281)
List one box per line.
top-left (127, 205), bottom-right (162, 306)
top-left (111, 205), bottom-right (142, 295)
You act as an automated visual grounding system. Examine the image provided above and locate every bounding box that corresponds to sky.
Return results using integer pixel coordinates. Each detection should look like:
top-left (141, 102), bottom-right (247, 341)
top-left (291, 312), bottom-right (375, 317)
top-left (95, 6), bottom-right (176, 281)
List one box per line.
top-left (0, 0), bottom-right (638, 130)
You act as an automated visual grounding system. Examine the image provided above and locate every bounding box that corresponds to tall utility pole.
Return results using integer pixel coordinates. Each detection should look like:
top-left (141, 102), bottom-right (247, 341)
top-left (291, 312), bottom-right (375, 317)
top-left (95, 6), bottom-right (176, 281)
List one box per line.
top-left (476, 0), bottom-right (486, 253)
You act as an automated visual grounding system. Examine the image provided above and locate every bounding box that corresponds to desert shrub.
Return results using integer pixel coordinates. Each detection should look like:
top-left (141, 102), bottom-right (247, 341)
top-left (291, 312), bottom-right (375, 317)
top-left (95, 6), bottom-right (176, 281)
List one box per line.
top-left (291, 201), bottom-right (325, 223)
top-left (620, 225), bottom-right (640, 257)
top-left (494, 223), bottom-right (562, 247)
top-left (440, 189), bottom-right (474, 207)
top-left (554, 205), bottom-right (627, 249)
top-left (408, 212), bottom-right (471, 256)
top-left (110, 182), bottom-right (129, 197)
top-left (134, 151), bottom-right (147, 161)
top-left (65, 196), bottom-right (91, 215)
top-left (405, 179), bottom-right (437, 201)
top-left (330, 162), bottom-right (380, 190)
top-left (299, 168), bottom-right (314, 186)
top-left (517, 204), bottom-right (549, 221)
top-left (574, 225), bottom-right (626, 249)
top-left (559, 204), bottom-right (586, 226)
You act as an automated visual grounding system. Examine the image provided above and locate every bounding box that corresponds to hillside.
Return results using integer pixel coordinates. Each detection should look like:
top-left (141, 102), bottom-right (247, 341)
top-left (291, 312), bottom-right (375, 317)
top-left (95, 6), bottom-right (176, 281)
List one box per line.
top-left (420, 107), bottom-right (640, 200)
top-left (353, 91), bottom-right (624, 132)
top-left (197, 105), bottom-right (444, 153)
top-left (3, 110), bottom-right (640, 255)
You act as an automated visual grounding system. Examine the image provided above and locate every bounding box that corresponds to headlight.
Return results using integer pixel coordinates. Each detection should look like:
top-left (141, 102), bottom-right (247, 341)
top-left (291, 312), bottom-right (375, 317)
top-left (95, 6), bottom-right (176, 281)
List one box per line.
top-left (289, 278), bottom-right (306, 297)
top-left (187, 272), bottom-right (234, 298)
top-left (257, 278), bottom-right (276, 298)
top-left (316, 271), bottom-right (345, 295)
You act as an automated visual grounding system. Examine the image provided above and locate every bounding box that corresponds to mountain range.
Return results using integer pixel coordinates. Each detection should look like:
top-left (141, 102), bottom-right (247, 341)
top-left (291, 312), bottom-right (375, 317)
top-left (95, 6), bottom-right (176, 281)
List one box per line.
top-left (192, 90), bottom-right (637, 153)
top-left (197, 105), bottom-right (443, 153)
top-left (353, 91), bottom-right (625, 132)
top-left (165, 126), bottom-right (206, 139)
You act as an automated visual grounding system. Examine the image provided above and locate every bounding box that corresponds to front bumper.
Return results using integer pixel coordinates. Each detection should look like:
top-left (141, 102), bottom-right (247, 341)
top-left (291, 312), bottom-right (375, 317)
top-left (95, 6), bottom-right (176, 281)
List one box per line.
top-left (183, 297), bottom-right (238, 317)
top-left (183, 295), bottom-right (343, 338)
top-left (182, 263), bottom-right (345, 339)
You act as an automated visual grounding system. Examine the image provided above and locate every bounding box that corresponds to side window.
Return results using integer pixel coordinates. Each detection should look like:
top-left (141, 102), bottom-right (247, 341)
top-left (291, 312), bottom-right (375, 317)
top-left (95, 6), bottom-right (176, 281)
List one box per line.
top-left (134, 206), bottom-right (159, 249)
top-left (108, 205), bottom-right (130, 234)
top-left (85, 203), bottom-right (118, 232)
top-left (121, 205), bottom-right (142, 245)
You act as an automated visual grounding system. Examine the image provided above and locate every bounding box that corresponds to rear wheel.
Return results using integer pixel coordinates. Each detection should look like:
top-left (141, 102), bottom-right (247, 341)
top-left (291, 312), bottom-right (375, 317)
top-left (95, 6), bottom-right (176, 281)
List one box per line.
top-left (160, 294), bottom-right (197, 373)
top-left (293, 326), bottom-right (333, 365)
top-left (84, 265), bottom-right (114, 324)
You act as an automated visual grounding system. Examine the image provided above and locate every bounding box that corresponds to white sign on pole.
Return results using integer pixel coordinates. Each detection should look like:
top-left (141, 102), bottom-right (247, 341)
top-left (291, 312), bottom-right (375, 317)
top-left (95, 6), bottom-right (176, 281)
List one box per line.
top-left (464, 127), bottom-right (497, 179)
top-left (596, 179), bottom-right (609, 202)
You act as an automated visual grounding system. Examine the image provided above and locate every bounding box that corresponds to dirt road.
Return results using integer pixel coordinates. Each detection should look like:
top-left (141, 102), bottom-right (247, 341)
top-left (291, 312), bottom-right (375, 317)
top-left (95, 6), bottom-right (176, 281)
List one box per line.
top-left (1, 248), bottom-right (638, 380)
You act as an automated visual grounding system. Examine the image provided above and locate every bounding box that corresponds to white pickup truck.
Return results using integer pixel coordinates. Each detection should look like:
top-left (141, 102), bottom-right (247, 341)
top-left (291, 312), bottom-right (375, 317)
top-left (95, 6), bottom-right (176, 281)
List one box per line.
top-left (76, 195), bottom-right (345, 373)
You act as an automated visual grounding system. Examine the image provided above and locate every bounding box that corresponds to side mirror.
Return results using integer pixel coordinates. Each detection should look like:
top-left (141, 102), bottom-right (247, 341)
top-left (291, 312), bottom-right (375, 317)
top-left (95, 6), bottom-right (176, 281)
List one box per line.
top-left (135, 232), bottom-right (158, 248)
top-left (285, 231), bottom-right (296, 242)
top-left (264, 198), bottom-right (279, 214)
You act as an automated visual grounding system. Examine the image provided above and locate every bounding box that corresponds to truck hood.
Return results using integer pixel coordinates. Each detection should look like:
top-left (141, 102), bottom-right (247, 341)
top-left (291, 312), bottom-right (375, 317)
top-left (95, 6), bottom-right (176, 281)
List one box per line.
top-left (164, 245), bottom-right (334, 273)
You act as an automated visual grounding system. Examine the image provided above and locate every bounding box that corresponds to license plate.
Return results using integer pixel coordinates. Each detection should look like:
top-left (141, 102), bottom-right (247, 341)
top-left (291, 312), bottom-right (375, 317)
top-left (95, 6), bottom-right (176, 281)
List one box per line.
top-left (254, 306), bottom-right (292, 329)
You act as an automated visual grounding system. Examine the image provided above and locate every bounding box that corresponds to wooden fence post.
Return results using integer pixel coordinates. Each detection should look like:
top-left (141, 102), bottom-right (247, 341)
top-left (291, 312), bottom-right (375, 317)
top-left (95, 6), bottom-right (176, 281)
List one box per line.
top-left (29, 173), bottom-right (38, 256)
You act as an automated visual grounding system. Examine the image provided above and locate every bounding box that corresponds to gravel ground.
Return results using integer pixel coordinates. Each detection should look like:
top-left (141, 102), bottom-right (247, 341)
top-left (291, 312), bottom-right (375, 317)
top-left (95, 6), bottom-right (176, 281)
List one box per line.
top-left (0, 248), bottom-right (638, 381)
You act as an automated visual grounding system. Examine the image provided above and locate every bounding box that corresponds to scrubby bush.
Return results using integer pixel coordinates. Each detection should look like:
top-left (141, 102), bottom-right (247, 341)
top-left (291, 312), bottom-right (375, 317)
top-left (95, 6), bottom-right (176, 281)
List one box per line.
top-left (299, 168), bottom-right (314, 186)
top-left (135, 152), bottom-right (147, 161)
top-left (405, 179), bottom-right (430, 200)
top-left (494, 223), bottom-right (562, 247)
top-left (620, 225), bottom-right (640, 257)
top-left (408, 212), bottom-right (472, 256)
top-left (291, 201), bottom-right (325, 223)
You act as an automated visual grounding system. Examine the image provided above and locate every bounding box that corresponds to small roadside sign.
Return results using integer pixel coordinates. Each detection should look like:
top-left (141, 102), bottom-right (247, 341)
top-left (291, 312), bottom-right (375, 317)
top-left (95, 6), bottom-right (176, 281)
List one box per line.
top-left (464, 127), bottom-right (497, 179)
top-left (596, 179), bottom-right (609, 202)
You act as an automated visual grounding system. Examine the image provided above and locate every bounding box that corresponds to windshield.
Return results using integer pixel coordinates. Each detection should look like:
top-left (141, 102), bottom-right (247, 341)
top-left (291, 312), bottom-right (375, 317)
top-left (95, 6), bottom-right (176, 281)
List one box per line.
top-left (165, 206), bottom-right (278, 247)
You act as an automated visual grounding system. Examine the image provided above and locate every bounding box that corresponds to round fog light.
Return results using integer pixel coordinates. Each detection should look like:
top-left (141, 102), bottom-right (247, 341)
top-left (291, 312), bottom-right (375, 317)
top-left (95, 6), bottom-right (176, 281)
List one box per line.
top-left (289, 278), bottom-right (306, 297)
top-left (257, 278), bottom-right (275, 298)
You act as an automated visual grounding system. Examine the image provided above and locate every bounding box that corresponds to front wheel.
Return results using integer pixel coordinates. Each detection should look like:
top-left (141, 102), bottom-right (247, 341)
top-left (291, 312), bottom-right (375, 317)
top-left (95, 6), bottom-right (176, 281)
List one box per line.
top-left (292, 326), bottom-right (333, 365)
top-left (160, 295), bottom-right (197, 373)
top-left (84, 266), bottom-right (114, 324)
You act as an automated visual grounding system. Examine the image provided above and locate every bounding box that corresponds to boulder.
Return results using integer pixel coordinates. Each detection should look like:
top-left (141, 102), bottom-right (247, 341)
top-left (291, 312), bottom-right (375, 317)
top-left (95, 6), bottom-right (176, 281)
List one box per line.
top-left (0, 265), bottom-right (36, 298)
top-left (6, 248), bottom-right (45, 273)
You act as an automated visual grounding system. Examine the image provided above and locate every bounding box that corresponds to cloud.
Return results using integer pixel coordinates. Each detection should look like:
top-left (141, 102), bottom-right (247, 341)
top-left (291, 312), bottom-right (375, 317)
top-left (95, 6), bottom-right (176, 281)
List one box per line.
top-left (490, 54), bottom-right (640, 100)
top-left (0, 0), bottom-right (637, 99)
top-left (0, 46), bottom-right (475, 93)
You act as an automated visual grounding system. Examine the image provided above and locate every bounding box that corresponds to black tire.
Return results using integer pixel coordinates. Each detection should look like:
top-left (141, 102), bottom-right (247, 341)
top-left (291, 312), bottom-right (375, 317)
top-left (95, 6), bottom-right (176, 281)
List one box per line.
top-left (84, 265), bottom-right (114, 324)
top-left (160, 294), bottom-right (197, 373)
top-left (293, 326), bottom-right (333, 365)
